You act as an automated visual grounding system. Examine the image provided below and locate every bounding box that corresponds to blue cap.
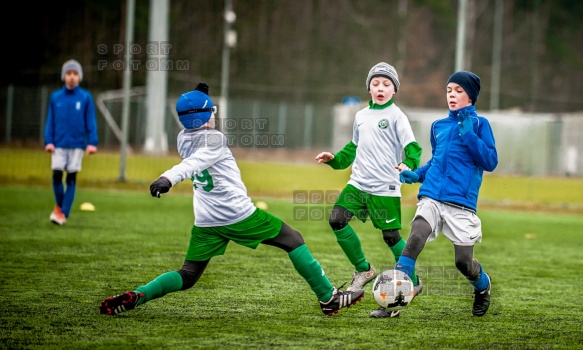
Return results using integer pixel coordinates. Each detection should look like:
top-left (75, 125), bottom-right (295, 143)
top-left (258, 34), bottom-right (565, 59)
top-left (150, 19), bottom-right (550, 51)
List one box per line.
top-left (176, 90), bottom-right (214, 129)
top-left (447, 71), bottom-right (481, 105)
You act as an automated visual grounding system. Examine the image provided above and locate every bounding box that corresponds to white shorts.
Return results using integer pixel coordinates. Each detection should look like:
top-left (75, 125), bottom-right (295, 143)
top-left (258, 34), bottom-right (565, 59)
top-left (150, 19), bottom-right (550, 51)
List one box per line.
top-left (413, 197), bottom-right (482, 246)
top-left (51, 148), bottom-right (85, 173)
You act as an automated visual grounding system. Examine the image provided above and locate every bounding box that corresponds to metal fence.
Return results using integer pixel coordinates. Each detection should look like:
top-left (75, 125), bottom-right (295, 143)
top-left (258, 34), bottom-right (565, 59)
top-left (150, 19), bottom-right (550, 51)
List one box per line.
top-left (0, 85), bottom-right (334, 152)
top-left (3, 84), bottom-right (583, 178)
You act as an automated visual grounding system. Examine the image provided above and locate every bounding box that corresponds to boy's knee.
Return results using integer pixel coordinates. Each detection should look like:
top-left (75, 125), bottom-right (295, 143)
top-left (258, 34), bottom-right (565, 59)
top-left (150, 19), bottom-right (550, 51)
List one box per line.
top-left (262, 223), bottom-right (305, 252)
top-left (382, 229), bottom-right (401, 246)
top-left (411, 216), bottom-right (431, 235)
top-left (329, 206), bottom-right (351, 231)
top-left (178, 269), bottom-right (195, 290)
top-left (178, 260), bottom-right (209, 290)
top-left (66, 172), bottom-right (77, 185)
top-left (329, 216), bottom-right (347, 231)
top-left (52, 170), bottom-right (63, 183)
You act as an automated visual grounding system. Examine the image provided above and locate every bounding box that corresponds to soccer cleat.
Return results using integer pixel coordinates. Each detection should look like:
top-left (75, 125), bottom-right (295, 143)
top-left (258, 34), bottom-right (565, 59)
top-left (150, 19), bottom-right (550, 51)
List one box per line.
top-left (370, 277), bottom-right (422, 318)
top-left (347, 264), bottom-right (376, 292)
top-left (369, 307), bottom-right (400, 318)
top-left (50, 206), bottom-right (67, 225)
top-left (319, 288), bottom-right (364, 316)
top-left (472, 274), bottom-right (491, 316)
top-left (99, 291), bottom-right (144, 315)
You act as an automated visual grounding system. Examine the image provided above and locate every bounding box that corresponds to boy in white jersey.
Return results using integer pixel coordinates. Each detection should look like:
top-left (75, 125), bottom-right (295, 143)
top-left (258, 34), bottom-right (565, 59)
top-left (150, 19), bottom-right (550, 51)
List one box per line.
top-left (315, 62), bottom-right (422, 318)
top-left (100, 83), bottom-right (364, 317)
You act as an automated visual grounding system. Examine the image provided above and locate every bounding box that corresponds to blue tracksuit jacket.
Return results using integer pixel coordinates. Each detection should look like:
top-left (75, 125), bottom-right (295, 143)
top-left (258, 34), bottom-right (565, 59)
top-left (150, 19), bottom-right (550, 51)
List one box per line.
top-left (414, 105), bottom-right (498, 211)
top-left (44, 85), bottom-right (98, 149)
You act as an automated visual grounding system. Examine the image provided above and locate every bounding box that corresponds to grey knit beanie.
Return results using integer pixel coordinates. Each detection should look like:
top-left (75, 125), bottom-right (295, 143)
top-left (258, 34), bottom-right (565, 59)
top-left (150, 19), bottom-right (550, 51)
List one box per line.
top-left (61, 59), bottom-right (83, 82)
top-left (366, 62), bottom-right (400, 92)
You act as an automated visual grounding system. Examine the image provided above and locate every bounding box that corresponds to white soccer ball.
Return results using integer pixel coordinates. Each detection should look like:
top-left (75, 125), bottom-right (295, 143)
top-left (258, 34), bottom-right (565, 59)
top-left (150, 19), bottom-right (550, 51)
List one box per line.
top-left (372, 269), bottom-right (415, 311)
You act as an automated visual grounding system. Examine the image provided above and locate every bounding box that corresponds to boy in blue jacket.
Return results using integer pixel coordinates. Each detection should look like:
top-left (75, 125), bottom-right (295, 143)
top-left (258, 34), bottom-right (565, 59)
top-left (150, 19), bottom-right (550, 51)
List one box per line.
top-left (397, 71), bottom-right (497, 316)
top-left (44, 59), bottom-right (98, 225)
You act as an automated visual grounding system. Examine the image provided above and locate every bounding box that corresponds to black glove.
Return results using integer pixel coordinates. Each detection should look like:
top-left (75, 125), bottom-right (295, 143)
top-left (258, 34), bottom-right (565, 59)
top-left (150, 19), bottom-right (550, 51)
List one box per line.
top-left (195, 82), bottom-right (209, 95)
top-left (150, 177), bottom-right (172, 198)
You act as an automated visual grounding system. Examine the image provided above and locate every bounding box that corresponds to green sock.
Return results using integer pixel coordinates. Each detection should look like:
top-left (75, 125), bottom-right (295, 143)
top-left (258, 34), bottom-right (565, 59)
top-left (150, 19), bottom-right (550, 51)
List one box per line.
top-left (389, 238), bottom-right (418, 285)
top-left (333, 225), bottom-right (369, 272)
top-left (289, 244), bottom-right (334, 302)
top-left (135, 271), bottom-right (184, 305)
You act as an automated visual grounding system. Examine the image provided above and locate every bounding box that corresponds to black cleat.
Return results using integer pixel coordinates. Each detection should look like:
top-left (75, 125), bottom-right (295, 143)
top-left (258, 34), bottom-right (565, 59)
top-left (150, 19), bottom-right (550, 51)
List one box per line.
top-left (100, 291), bottom-right (144, 315)
top-left (320, 288), bottom-right (364, 316)
top-left (472, 274), bottom-right (491, 316)
top-left (369, 307), bottom-right (400, 318)
top-left (370, 277), bottom-right (422, 318)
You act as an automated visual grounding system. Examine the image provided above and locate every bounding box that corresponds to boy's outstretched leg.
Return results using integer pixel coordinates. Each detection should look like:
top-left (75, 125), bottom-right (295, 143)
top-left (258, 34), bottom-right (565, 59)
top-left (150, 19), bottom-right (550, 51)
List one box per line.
top-left (471, 271), bottom-right (491, 316)
top-left (333, 224), bottom-right (376, 291)
top-left (382, 229), bottom-right (422, 296)
top-left (100, 260), bottom-right (208, 315)
top-left (99, 291), bottom-right (145, 315)
top-left (99, 271), bottom-right (182, 315)
top-left (319, 287), bottom-right (364, 316)
top-left (454, 245), bottom-right (492, 316)
top-left (371, 220), bottom-right (431, 318)
top-left (455, 246), bottom-right (491, 316)
top-left (329, 205), bottom-right (376, 292)
top-left (287, 243), bottom-right (364, 316)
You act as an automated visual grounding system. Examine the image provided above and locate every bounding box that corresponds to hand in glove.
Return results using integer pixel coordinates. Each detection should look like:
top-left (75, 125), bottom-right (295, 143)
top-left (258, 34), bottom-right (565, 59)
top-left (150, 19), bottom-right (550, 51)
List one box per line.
top-left (150, 177), bottom-right (172, 198)
top-left (195, 82), bottom-right (209, 95)
top-left (457, 109), bottom-right (473, 136)
top-left (399, 170), bottom-right (420, 184)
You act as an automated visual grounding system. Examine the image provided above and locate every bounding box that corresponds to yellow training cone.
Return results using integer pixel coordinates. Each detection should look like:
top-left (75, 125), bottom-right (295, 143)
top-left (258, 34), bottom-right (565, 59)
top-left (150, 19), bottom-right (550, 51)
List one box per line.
top-left (80, 202), bottom-right (96, 211)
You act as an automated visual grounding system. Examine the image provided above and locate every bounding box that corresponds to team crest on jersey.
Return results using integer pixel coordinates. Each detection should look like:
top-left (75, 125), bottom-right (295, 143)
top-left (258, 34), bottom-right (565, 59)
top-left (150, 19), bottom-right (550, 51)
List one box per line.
top-left (378, 119), bottom-right (389, 129)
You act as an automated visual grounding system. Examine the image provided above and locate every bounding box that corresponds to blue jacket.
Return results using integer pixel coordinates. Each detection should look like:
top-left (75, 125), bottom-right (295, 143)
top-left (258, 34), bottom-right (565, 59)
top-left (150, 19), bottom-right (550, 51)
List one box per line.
top-left (414, 105), bottom-right (497, 211)
top-left (44, 85), bottom-right (98, 149)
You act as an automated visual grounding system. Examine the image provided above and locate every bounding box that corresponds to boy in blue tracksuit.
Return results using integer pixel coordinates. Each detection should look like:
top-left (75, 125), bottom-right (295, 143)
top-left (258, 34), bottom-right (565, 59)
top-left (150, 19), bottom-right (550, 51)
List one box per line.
top-left (397, 71), bottom-right (498, 316)
top-left (44, 59), bottom-right (98, 225)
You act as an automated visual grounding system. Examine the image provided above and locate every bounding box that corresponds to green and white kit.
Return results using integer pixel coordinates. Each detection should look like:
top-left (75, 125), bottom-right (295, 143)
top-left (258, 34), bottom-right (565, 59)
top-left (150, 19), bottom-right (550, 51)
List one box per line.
top-left (161, 128), bottom-right (256, 227)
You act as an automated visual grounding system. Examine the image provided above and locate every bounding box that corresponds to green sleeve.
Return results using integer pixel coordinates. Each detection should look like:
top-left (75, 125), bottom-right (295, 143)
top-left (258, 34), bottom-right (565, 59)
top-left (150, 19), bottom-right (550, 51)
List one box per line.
top-left (402, 141), bottom-right (422, 170)
top-left (327, 141), bottom-right (357, 170)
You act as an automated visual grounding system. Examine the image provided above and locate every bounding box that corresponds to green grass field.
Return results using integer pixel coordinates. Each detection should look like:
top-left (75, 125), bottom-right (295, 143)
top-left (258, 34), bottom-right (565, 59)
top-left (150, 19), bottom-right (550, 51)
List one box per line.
top-left (1, 147), bottom-right (583, 349)
top-left (2, 147), bottom-right (583, 213)
top-left (1, 184), bottom-right (582, 349)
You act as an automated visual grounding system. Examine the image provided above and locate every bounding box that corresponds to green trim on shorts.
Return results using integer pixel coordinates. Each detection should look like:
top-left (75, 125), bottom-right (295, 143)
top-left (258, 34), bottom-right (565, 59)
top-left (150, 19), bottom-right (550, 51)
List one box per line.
top-left (334, 184), bottom-right (402, 230)
top-left (185, 208), bottom-right (283, 261)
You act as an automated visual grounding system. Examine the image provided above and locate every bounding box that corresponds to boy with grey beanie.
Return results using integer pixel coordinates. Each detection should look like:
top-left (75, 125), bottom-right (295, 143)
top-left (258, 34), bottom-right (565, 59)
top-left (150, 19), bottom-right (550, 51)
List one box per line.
top-left (316, 61), bottom-right (423, 318)
top-left (44, 59), bottom-right (98, 225)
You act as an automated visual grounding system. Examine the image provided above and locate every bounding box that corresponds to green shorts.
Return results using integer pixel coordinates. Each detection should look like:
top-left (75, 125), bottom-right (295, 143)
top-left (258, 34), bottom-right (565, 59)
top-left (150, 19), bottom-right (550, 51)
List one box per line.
top-left (334, 184), bottom-right (402, 230)
top-left (185, 208), bottom-right (283, 261)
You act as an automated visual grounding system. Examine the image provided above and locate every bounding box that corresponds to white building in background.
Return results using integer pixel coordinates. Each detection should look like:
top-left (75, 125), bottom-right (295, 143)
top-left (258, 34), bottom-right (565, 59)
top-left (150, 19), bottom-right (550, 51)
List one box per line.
top-left (333, 103), bottom-right (583, 178)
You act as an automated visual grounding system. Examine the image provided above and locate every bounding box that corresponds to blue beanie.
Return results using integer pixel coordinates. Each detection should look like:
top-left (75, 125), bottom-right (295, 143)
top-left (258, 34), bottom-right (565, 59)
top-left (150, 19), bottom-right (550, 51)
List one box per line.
top-left (61, 59), bottom-right (83, 82)
top-left (176, 90), bottom-right (214, 129)
top-left (447, 71), bottom-right (480, 105)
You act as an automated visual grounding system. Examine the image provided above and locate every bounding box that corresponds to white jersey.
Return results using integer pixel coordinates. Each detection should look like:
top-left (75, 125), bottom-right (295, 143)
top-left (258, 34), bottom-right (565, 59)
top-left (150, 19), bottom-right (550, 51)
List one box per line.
top-left (349, 103), bottom-right (416, 196)
top-left (160, 128), bottom-right (256, 227)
